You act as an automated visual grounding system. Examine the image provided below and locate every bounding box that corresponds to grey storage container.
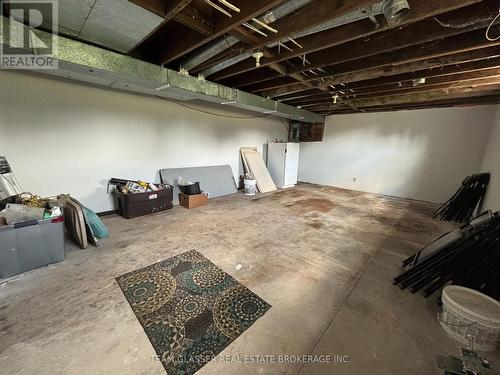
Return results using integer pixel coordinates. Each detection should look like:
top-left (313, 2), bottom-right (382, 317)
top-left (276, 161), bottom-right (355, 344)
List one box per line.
top-left (0, 215), bottom-right (65, 278)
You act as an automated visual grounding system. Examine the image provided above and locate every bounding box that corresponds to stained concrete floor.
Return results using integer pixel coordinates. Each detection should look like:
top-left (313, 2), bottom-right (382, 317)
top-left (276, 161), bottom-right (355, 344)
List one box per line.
top-left (1, 184), bottom-right (499, 375)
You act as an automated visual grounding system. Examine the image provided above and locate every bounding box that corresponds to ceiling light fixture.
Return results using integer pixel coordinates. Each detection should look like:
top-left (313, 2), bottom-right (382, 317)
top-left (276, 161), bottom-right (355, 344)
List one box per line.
top-left (412, 77), bottom-right (426, 86)
top-left (252, 51), bottom-right (264, 67)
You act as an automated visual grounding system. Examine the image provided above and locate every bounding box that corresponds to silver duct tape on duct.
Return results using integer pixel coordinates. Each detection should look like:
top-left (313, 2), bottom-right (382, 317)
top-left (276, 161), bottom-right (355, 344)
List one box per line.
top-left (382, 0), bottom-right (410, 25)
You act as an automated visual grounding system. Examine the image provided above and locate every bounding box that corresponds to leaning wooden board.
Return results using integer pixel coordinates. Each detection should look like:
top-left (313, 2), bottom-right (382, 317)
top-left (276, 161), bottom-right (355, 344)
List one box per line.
top-left (240, 148), bottom-right (277, 193)
top-left (240, 147), bottom-right (256, 176)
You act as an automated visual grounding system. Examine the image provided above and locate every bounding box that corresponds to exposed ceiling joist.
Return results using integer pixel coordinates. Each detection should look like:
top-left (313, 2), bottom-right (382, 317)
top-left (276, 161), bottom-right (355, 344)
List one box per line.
top-left (204, 0), bottom-right (482, 80)
top-left (213, 0), bottom-right (497, 82)
top-left (332, 82), bottom-right (500, 109)
top-left (284, 59), bottom-right (500, 105)
top-left (317, 94), bottom-right (500, 114)
top-left (122, 0), bottom-right (500, 113)
top-left (157, 0), bottom-right (285, 65)
top-left (294, 71), bottom-right (500, 109)
top-left (243, 0), bottom-right (380, 52)
top-left (243, 51), bottom-right (500, 103)
top-left (260, 31), bottom-right (500, 98)
top-left (174, 6), bottom-right (214, 36)
top-left (129, 0), bottom-right (194, 21)
top-left (194, 0), bottom-right (382, 75)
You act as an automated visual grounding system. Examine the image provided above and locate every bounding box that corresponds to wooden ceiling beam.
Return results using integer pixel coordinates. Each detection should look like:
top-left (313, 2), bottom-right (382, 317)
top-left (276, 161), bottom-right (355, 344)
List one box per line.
top-left (312, 94), bottom-right (500, 114)
top-left (212, 0), bottom-right (497, 82)
top-left (337, 81), bottom-right (500, 109)
top-left (222, 70), bottom-right (292, 88)
top-left (194, 0), bottom-right (381, 74)
top-left (156, 0), bottom-right (284, 65)
top-left (129, 0), bottom-right (195, 53)
top-left (347, 58), bottom-right (500, 91)
top-left (347, 71), bottom-right (500, 99)
top-left (286, 1), bottom-right (498, 75)
top-left (273, 89), bottom-right (324, 102)
top-left (242, 0), bottom-right (380, 53)
top-left (284, 58), bottom-right (500, 105)
top-left (206, 0), bottom-right (482, 80)
top-left (260, 33), bottom-right (500, 98)
top-left (129, 0), bottom-right (195, 21)
top-left (294, 73), bottom-right (500, 109)
top-left (174, 4), bottom-right (214, 36)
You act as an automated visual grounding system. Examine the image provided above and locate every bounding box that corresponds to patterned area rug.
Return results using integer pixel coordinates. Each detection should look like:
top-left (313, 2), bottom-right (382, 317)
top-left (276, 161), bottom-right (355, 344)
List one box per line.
top-left (116, 250), bottom-right (271, 374)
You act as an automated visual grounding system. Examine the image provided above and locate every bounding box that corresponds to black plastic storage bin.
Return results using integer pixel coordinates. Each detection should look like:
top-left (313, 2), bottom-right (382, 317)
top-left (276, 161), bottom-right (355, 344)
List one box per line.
top-left (117, 187), bottom-right (173, 219)
top-left (178, 182), bottom-right (201, 195)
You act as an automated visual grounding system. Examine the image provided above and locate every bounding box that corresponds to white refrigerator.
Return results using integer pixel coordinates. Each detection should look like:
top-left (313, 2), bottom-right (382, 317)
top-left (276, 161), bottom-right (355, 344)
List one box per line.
top-left (267, 142), bottom-right (300, 188)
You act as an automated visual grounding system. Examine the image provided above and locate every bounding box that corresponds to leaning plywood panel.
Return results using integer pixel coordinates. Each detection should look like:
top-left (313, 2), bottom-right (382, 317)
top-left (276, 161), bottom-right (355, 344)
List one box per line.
top-left (241, 149), bottom-right (277, 193)
top-left (240, 147), bottom-right (257, 175)
top-left (160, 165), bottom-right (237, 205)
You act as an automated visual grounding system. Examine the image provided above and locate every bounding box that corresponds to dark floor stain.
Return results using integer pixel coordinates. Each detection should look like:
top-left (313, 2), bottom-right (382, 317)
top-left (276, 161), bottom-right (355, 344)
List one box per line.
top-left (116, 240), bottom-right (135, 249)
top-left (306, 221), bottom-right (324, 229)
top-left (251, 189), bottom-right (307, 202)
top-left (288, 198), bottom-right (336, 213)
top-left (283, 190), bottom-right (307, 198)
top-left (395, 220), bottom-right (434, 234)
top-left (0, 324), bottom-right (11, 333)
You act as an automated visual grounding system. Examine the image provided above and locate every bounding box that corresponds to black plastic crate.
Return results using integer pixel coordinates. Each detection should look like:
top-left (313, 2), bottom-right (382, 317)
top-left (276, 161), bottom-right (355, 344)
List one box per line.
top-left (117, 187), bottom-right (173, 219)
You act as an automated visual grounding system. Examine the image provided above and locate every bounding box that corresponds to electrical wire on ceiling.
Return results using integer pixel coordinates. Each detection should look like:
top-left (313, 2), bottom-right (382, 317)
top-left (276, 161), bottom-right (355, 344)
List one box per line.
top-left (279, 117), bottom-right (290, 131)
top-left (172, 100), bottom-right (273, 119)
top-left (486, 7), bottom-right (500, 41)
top-left (433, 17), bottom-right (481, 29)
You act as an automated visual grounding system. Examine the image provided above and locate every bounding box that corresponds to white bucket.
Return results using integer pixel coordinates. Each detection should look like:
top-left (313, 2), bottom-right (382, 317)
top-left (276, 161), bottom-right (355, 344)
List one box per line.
top-left (439, 285), bottom-right (500, 352)
top-left (244, 178), bottom-right (257, 196)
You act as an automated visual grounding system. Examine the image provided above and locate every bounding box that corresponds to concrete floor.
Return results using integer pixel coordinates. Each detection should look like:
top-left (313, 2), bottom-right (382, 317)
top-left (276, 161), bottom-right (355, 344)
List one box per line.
top-left (1, 184), bottom-right (499, 375)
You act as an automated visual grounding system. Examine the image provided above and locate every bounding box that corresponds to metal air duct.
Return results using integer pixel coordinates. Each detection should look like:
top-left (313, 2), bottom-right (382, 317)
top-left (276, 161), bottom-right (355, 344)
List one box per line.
top-left (382, 0), bottom-right (410, 25)
top-left (0, 16), bottom-right (323, 123)
top-left (180, 0), bottom-right (314, 72)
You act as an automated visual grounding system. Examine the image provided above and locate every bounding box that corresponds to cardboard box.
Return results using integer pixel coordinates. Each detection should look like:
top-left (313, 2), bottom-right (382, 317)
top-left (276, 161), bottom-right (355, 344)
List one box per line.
top-left (179, 192), bottom-right (208, 209)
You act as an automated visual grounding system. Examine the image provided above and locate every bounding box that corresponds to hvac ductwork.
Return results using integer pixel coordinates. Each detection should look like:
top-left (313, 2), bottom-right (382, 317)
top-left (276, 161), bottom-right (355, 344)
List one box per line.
top-left (382, 0), bottom-right (410, 25)
top-left (200, 1), bottom-right (387, 78)
top-left (180, 0), bottom-right (314, 72)
top-left (197, 0), bottom-right (411, 78)
top-left (0, 16), bottom-right (323, 124)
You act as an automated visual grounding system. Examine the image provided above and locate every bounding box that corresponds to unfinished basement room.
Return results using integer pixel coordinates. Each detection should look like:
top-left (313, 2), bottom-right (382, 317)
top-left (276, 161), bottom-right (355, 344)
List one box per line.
top-left (2, 0), bottom-right (500, 374)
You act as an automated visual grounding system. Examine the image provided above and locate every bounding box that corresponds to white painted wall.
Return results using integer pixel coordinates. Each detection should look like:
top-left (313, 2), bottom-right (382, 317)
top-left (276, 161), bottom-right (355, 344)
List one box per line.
top-left (0, 71), bottom-right (287, 212)
top-left (298, 107), bottom-right (496, 203)
top-left (481, 105), bottom-right (500, 211)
